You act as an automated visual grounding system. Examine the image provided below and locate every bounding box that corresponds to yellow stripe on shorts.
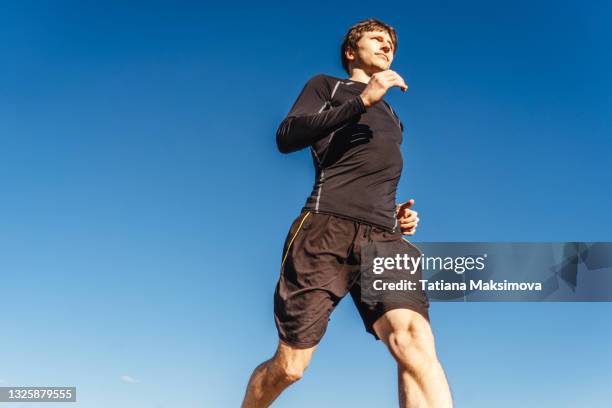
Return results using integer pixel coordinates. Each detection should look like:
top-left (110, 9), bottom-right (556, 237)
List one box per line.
top-left (281, 211), bottom-right (311, 271)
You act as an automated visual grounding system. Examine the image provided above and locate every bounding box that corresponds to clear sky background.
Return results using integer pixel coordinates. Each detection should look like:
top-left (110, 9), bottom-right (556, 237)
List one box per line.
top-left (1, 1), bottom-right (611, 407)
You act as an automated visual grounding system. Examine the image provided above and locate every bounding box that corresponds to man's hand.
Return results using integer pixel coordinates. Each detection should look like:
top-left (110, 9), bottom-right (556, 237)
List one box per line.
top-left (360, 70), bottom-right (408, 108)
top-left (396, 199), bottom-right (419, 236)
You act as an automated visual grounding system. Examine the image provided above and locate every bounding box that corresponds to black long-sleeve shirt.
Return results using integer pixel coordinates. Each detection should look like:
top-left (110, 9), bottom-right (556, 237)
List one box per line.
top-left (276, 74), bottom-right (405, 231)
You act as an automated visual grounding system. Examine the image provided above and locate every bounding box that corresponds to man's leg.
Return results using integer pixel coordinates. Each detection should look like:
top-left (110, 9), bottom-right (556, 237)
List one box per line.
top-left (244, 211), bottom-right (357, 407)
top-left (373, 308), bottom-right (453, 408)
top-left (241, 340), bottom-right (316, 408)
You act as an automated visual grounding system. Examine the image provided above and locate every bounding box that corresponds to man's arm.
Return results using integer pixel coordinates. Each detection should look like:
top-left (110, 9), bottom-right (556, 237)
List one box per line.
top-left (276, 75), bottom-right (367, 154)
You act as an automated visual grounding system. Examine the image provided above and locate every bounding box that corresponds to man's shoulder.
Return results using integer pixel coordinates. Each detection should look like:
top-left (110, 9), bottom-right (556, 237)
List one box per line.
top-left (305, 73), bottom-right (346, 88)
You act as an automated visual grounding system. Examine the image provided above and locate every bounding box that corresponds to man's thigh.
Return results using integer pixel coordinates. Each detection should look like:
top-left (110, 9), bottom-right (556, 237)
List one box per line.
top-left (274, 211), bottom-right (359, 349)
top-left (351, 231), bottom-right (431, 341)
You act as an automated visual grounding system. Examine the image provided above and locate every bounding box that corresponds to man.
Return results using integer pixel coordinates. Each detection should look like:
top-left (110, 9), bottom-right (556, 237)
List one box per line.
top-left (242, 19), bottom-right (453, 407)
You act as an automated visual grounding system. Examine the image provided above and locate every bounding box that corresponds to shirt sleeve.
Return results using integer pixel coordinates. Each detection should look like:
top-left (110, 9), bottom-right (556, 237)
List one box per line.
top-left (276, 75), bottom-right (367, 153)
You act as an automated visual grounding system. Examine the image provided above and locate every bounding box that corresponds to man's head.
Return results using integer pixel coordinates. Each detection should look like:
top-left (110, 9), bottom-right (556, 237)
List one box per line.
top-left (341, 19), bottom-right (398, 75)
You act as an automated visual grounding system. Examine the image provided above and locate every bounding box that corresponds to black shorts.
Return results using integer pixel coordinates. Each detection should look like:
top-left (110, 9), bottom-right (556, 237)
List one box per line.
top-left (274, 210), bottom-right (430, 349)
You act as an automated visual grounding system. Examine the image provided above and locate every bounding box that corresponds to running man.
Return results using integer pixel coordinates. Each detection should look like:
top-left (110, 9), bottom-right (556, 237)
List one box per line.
top-left (242, 19), bottom-right (453, 408)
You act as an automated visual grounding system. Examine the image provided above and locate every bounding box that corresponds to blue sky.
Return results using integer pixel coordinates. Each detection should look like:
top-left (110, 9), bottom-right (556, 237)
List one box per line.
top-left (1, 1), bottom-right (611, 407)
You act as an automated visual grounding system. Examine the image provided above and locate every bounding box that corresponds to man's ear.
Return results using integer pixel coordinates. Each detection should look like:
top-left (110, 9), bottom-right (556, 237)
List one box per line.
top-left (345, 47), bottom-right (355, 63)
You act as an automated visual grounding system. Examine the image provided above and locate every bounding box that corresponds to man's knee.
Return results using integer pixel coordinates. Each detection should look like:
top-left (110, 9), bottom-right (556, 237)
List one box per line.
top-left (276, 360), bottom-right (306, 383)
top-left (271, 342), bottom-right (315, 384)
top-left (387, 325), bottom-right (437, 373)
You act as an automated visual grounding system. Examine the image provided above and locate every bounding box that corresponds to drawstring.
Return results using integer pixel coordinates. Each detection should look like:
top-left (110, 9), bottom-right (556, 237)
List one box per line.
top-left (362, 224), bottom-right (373, 241)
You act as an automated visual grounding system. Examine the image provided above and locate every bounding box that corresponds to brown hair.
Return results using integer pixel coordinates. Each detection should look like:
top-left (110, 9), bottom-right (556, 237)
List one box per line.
top-left (341, 18), bottom-right (398, 74)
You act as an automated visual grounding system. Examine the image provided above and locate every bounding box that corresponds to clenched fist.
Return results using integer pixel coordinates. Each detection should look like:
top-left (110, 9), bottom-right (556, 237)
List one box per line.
top-left (396, 198), bottom-right (419, 236)
top-left (360, 70), bottom-right (408, 108)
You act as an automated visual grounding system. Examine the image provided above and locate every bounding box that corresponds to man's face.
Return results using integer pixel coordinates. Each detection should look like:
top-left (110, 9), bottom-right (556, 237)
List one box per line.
top-left (346, 30), bottom-right (395, 73)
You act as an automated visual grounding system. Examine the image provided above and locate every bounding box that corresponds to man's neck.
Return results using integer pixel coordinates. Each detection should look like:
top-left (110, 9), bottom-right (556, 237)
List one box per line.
top-left (348, 68), bottom-right (372, 85)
